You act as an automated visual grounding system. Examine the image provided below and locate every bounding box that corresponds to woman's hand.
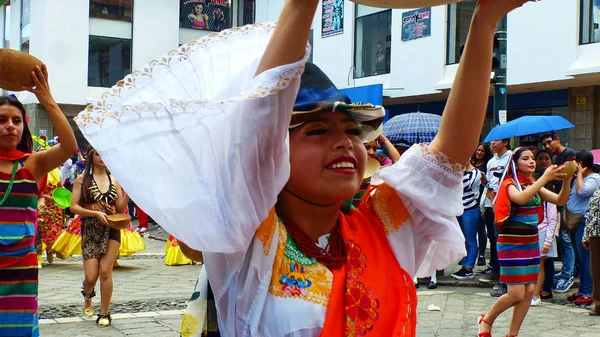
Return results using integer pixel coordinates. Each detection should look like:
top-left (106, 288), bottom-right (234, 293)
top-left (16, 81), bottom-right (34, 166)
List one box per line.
top-left (24, 65), bottom-right (57, 108)
top-left (542, 244), bottom-right (550, 254)
top-left (577, 162), bottom-right (588, 177)
top-left (542, 165), bottom-right (566, 182)
top-left (474, 0), bottom-right (532, 30)
top-left (486, 189), bottom-right (496, 201)
top-left (95, 211), bottom-right (109, 226)
top-left (583, 241), bottom-right (590, 250)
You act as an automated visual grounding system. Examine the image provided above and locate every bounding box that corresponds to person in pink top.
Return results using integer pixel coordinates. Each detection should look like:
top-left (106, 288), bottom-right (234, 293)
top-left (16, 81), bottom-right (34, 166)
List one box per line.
top-left (531, 149), bottom-right (559, 306)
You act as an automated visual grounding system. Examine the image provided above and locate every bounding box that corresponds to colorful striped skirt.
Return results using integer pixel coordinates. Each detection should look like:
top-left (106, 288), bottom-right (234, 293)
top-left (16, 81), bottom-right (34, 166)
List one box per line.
top-left (497, 222), bottom-right (540, 285)
top-left (0, 245), bottom-right (39, 337)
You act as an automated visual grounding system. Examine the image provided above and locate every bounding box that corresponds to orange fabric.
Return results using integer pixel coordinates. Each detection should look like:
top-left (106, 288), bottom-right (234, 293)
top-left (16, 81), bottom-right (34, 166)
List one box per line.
top-left (494, 174), bottom-right (542, 227)
top-left (319, 195), bottom-right (418, 336)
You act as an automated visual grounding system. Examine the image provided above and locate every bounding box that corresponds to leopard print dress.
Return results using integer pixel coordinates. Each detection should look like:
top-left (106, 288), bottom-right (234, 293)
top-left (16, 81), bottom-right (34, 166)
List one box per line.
top-left (80, 173), bottom-right (121, 260)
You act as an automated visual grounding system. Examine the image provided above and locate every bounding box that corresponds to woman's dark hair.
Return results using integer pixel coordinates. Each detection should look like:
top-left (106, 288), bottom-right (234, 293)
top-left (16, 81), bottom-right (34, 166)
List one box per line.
top-left (0, 96), bottom-right (33, 153)
top-left (576, 150), bottom-right (598, 172)
top-left (79, 145), bottom-right (96, 206)
top-left (471, 143), bottom-right (493, 167)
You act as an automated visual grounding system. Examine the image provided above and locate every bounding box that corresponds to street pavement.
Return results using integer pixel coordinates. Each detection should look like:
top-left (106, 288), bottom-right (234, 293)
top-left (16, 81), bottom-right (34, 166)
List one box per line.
top-left (38, 223), bottom-right (600, 336)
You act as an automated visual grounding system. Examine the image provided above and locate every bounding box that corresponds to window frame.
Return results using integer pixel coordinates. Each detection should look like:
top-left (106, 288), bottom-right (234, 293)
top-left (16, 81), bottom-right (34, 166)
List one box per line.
top-left (20, 0), bottom-right (30, 53)
top-left (3, 2), bottom-right (9, 49)
top-left (87, 35), bottom-right (133, 88)
top-left (580, 0), bottom-right (600, 45)
top-left (237, 0), bottom-right (255, 26)
top-left (89, 0), bottom-right (134, 22)
top-left (446, 2), bottom-right (475, 65)
top-left (353, 6), bottom-right (392, 79)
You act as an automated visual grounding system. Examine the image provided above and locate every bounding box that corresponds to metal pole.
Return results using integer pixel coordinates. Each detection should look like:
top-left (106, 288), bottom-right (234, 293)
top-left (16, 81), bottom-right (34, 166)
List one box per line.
top-left (493, 16), bottom-right (507, 127)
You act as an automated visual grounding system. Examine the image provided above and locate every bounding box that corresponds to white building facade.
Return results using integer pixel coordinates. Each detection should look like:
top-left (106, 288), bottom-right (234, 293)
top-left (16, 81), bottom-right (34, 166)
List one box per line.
top-left (1, 0), bottom-right (599, 149)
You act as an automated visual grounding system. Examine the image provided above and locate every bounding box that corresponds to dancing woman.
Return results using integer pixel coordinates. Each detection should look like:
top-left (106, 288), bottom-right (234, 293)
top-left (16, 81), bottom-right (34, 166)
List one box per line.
top-left (478, 147), bottom-right (571, 337)
top-left (75, 0), bottom-right (533, 335)
top-left (0, 65), bottom-right (77, 337)
top-left (69, 146), bottom-right (129, 327)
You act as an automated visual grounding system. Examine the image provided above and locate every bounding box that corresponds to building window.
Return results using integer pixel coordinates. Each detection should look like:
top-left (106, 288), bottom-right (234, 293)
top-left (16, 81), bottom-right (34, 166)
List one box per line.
top-left (180, 0), bottom-right (231, 32)
top-left (88, 36), bottom-right (132, 87)
top-left (354, 6), bottom-right (391, 78)
top-left (239, 0), bottom-right (255, 26)
top-left (3, 2), bottom-right (9, 49)
top-left (446, 2), bottom-right (475, 64)
top-left (581, 0), bottom-right (600, 44)
top-left (308, 29), bottom-right (314, 64)
top-left (90, 0), bottom-right (133, 22)
top-left (20, 0), bottom-right (30, 53)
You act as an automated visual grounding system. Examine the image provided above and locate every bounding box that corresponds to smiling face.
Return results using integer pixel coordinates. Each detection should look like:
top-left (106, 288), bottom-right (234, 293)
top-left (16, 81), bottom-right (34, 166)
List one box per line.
top-left (515, 149), bottom-right (536, 176)
top-left (194, 4), bottom-right (203, 15)
top-left (0, 104), bottom-right (24, 151)
top-left (286, 111), bottom-right (367, 205)
top-left (475, 145), bottom-right (485, 160)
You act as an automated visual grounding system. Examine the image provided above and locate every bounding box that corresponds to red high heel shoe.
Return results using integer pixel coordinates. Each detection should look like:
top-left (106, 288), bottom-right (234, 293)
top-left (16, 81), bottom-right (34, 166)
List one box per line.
top-left (477, 314), bottom-right (493, 337)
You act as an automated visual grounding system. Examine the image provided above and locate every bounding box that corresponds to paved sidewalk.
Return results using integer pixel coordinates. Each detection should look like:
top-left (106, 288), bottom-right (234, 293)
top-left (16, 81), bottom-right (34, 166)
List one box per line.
top-left (39, 237), bottom-right (200, 318)
top-left (40, 286), bottom-right (600, 337)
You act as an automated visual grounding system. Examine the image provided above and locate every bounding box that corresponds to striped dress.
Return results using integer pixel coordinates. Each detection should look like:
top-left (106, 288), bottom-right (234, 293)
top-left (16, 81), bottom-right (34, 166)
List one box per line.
top-left (0, 162), bottom-right (39, 337)
top-left (497, 191), bottom-right (541, 285)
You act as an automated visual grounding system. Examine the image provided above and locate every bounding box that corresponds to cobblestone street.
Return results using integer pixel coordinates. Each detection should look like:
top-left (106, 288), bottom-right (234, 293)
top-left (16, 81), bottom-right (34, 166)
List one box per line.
top-left (35, 225), bottom-right (600, 336)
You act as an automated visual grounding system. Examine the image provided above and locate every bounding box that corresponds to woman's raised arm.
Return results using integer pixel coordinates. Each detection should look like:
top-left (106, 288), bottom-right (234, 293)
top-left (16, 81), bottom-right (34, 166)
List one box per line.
top-left (430, 0), bottom-right (530, 164)
top-left (255, 0), bottom-right (319, 76)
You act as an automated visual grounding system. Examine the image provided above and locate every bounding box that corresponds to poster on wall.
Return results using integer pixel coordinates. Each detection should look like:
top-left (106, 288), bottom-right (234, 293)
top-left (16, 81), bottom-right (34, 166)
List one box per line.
top-left (401, 7), bottom-right (431, 42)
top-left (322, 0), bottom-right (344, 38)
top-left (180, 0), bottom-right (231, 32)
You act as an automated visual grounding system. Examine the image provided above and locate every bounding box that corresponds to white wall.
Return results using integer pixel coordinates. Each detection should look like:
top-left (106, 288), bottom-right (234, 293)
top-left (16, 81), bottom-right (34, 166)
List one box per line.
top-left (9, 0), bottom-right (20, 50)
top-left (254, 0), bottom-right (596, 100)
top-left (507, 0), bottom-right (578, 85)
top-left (28, 0), bottom-right (90, 105)
top-left (389, 5), bottom-right (447, 97)
top-left (312, 1), bottom-right (355, 89)
top-left (132, 0), bottom-right (179, 70)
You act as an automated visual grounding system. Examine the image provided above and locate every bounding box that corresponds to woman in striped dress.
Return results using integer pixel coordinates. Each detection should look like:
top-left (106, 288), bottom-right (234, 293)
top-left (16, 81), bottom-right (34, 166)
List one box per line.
top-left (478, 147), bottom-right (572, 337)
top-left (0, 66), bottom-right (77, 337)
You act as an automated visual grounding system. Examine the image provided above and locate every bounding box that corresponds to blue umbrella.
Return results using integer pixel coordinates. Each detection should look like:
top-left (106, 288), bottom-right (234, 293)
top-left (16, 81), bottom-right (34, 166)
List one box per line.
top-left (382, 112), bottom-right (441, 145)
top-left (484, 115), bottom-right (575, 143)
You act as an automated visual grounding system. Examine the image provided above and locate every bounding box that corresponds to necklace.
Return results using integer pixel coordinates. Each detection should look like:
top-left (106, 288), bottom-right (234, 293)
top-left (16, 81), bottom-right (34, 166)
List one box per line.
top-left (279, 215), bottom-right (346, 269)
top-left (0, 161), bottom-right (20, 207)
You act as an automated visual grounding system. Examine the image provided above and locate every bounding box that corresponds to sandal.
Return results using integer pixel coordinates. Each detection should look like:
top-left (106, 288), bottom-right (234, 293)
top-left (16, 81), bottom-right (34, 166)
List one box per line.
top-left (97, 312), bottom-right (112, 327)
top-left (477, 314), bottom-right (493, 337)
top-left (81, 288), bottom-right (96, 317)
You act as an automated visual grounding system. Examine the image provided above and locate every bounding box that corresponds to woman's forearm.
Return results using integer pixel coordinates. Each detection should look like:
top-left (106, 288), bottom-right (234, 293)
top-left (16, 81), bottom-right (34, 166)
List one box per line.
top-left (429, 15), bottom-right (496, 163)
top-left (70, 204), bottom-right (97, 218)
top-left (255, 0), bottom-right (318, 76)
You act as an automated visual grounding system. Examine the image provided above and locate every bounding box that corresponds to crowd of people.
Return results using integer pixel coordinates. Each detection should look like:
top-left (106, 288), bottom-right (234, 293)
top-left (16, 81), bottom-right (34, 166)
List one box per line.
top-left (1, 1), bottom-right (598, 337)
top-left (434, 132), bottom-right (600, 336)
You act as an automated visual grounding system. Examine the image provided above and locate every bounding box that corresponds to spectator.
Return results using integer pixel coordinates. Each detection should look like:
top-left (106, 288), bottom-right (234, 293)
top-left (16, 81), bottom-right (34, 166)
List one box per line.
top-left (582, 186), bottom-right (600, 316)
top-left (539, 132), bottom-right (577, 293)
top-left (480, 139), bottom-right (512, 298)
top-left (451, 157), bottom-right (482, 281)
top-left (564, 150), bottom-right (600, 304)
top-left (473, 143), bottom-right (493, 266)
top-left (534, 149), bottom-right (560, 301)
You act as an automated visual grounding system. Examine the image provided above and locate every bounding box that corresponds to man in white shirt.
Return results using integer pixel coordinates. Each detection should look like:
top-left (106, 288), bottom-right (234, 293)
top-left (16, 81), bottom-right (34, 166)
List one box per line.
top-left (480, 139), bottom-right (512, 295)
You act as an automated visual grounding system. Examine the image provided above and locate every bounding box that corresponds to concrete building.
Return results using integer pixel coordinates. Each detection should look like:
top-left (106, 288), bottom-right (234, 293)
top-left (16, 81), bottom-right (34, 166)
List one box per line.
top-left (2, 0), bottom-right (599, 149)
